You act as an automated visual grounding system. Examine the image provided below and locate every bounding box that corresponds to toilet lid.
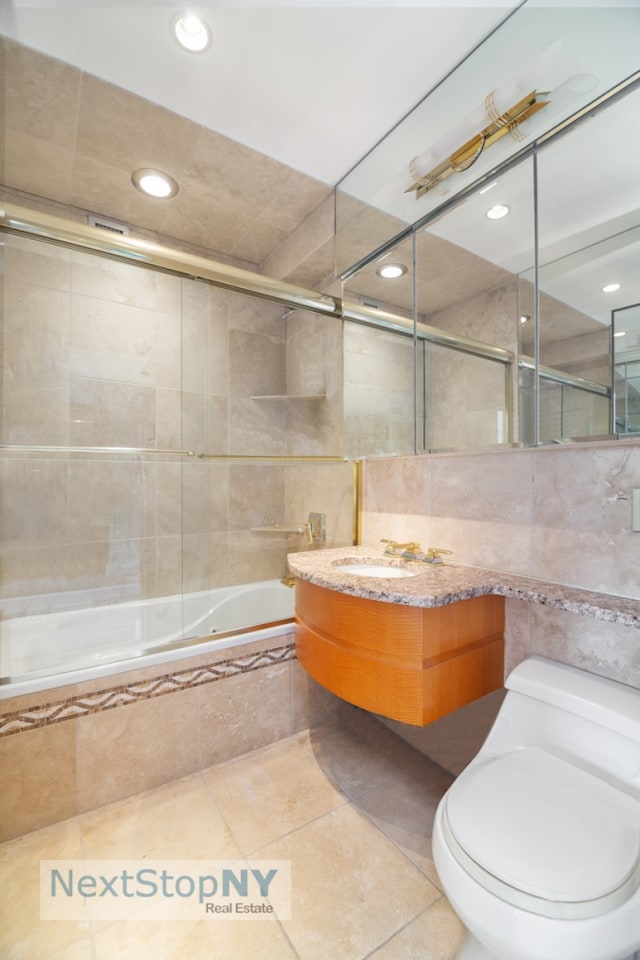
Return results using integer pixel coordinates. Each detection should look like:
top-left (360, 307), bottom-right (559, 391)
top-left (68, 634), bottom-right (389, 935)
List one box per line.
top-left (444, 746), bottom-right (640, 919)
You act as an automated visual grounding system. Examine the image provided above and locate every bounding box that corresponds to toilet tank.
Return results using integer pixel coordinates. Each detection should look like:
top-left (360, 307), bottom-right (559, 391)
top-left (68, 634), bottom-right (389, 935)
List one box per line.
top-left (507, 656), bottom-right (640, 742)
top-left (474, 656), bottom-right (640, 791)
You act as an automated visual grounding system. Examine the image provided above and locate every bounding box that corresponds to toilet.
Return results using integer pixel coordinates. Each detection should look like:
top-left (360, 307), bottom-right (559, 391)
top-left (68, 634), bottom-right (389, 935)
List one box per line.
top-left (432, 656), bottom-right (640, 960)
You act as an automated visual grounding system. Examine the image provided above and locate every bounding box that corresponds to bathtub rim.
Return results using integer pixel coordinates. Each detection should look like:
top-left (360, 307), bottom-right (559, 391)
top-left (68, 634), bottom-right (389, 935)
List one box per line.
top-left (0, 619), bottom-right (294, 700)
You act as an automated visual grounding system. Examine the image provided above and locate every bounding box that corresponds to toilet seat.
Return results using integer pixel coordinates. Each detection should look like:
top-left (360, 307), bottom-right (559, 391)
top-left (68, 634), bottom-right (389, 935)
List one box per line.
top-left (443, 746), bottom-right (640, 920)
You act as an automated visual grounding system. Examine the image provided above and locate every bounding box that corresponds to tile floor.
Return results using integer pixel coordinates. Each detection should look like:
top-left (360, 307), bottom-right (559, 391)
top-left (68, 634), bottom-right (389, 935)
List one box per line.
top-left (0, 707), bottom-right (466, 960)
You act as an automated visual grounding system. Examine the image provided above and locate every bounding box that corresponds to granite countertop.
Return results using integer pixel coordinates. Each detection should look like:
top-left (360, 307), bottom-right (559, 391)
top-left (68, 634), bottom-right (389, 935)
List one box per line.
top-left (287, 545), bottom-right (640, 630)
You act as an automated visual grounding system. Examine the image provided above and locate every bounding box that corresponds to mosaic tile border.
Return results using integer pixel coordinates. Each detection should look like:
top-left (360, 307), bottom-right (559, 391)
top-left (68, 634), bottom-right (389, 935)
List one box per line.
top-left (0, 641), bottom-right (296, 738)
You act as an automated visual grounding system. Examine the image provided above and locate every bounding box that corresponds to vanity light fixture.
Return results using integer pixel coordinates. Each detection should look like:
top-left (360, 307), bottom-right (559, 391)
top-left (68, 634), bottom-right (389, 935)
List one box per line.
top-left (171, 13), bottom-right (212, 53)
top-left (613, 330), bottom-right (627, 338)
top-left (602, 282), bottom-right (621, 293)
top-left (406, 88), bottom-right (549, 199)
top-left (131, 168), bottom-right (179, 199)
top-left (479, 180), bottom-right (499, 195)
top-left (376, 262), bottom-right (408, 279)
top-left (486, 204), bottom-right (510, 220)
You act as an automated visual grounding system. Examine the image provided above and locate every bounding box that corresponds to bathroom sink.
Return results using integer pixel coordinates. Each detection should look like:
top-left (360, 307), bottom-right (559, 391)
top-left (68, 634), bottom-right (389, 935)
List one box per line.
top-left (333, 562), bottom-right (417, 579)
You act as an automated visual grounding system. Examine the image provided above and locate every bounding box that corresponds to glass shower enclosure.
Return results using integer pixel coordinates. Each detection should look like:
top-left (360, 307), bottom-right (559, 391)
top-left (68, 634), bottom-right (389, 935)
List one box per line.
top-left (0, 216), bottom-right (355, 685)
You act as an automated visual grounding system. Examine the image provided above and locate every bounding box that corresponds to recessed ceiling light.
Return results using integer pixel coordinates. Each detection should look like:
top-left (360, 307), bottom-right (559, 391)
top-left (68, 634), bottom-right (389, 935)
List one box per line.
top-left (485, 204), bottom-right (510, 221)
top-left (601, 282), bottom-right (621, 293)
top-left (376, 262), bottom-right (408, 279)
top-left (520, 314), bottom-right (531, 324)
top-left (172, 13), bottom-right (212, 53)
top-left (131, 168), bottom-right (179, 199)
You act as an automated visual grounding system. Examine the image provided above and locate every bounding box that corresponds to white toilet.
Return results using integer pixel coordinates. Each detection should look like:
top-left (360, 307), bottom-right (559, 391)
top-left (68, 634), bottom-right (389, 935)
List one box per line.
top-left (432, 656), bottom-right (640, 960)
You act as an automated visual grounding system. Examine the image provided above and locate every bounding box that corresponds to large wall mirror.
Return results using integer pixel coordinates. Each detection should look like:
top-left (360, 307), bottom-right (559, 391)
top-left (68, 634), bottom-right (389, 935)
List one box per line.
top-left (614, 304), bottom-right (640, 436)
top-left (531, 82), bottom-right (640, 445)
top-left (337, 2), bottom-right (640, 456)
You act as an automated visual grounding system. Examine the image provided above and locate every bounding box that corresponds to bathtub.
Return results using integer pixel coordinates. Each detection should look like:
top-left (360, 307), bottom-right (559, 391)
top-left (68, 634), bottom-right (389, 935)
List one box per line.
top-left (0, 579), bottom-right (296, 698)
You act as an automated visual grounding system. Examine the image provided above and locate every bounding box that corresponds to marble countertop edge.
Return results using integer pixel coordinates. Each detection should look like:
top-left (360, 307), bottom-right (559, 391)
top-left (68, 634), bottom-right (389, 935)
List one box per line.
top-left (287, 546), bottom-right (640, 630)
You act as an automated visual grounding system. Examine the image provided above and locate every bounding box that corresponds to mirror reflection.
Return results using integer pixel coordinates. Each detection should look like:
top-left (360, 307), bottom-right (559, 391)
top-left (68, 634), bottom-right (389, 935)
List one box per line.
top-left (343, 235), bottom-right (416, 457)
top-left (337, 5), bottom-right (640, 277)
top-left (342, 175), bottom-right (522, 456)
top-left (614, 304), bottom-right (640, 436)
top-left (340, 63), bottom-right (640, 455)
top-left (531, 84), bottom-right (640, 444)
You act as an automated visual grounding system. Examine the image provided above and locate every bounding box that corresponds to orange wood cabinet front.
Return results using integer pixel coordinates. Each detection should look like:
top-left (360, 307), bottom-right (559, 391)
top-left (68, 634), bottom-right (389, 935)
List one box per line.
top-left (295, 579), bottom-right (505, 726)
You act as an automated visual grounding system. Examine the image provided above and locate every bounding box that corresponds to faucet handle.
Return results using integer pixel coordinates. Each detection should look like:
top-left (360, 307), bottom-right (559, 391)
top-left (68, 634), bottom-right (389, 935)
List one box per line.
top-left (381, 539), bottom-right (422, 555)
top-left (424, 547), bottom-right (453, 564)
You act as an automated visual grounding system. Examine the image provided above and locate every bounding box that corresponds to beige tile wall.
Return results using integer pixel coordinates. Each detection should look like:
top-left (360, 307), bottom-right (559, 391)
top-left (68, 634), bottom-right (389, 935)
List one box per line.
top-left (260, 194), bottom-right (335, 289)
top-left (426, 277), bottom-right (518, 353)
top-left (361, 440), bottom-right (640, 684)
top-left (0, 633), bottom-right (343, 840)
top-left (537, 378), bottom-right (610, 445)
top-left (343, 322), bottom-right (415, 458)
top-left (0, 230), bottom-right (353, 842)
top-left (426, 345), bottom-right (509, 451)
top-left (425, 280), bottom-right (517, 450)
top-left (0, 224), bottom-right (356, 868)
top-left (2, 39), bottom-right (333, 268)
top-left (341, 279), bottom-right (518, 459)
top-left (284, 310), bottom-right (344, 455)
top-left (1, 234), bottom-right (353, 611)
top-left (0, 39), bottom-right (4, 188)
top-left (343, 241), bottom-right (611, 455)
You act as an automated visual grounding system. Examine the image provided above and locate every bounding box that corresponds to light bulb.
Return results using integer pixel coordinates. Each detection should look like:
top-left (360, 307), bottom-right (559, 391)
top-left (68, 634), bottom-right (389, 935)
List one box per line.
top-left (131, 169), bottom-right (179, 199)
top-left (485, 204), bottom-right (510, 221)
top-left (172, 13), bottom-right (211, 53)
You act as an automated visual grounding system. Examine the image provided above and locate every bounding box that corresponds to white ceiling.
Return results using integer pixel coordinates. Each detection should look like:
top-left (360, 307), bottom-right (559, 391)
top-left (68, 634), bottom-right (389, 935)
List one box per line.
top-left (1, 1), bottom-right (521, 186)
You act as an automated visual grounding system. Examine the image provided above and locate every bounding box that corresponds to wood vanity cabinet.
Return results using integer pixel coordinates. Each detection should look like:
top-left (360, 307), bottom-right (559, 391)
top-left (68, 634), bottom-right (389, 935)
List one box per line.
top-left (295, 579), bottom-right (504, 725)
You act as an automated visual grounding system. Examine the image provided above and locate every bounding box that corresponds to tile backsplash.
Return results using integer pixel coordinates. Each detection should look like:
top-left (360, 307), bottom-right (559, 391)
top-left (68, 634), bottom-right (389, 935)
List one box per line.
top-left (361, 440), bottom-right (640, 688)
top-left (361, 441), bottom-right (639, 598)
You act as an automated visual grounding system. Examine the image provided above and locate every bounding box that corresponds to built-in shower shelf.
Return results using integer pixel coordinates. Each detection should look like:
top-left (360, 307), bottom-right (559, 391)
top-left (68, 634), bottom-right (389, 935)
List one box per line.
top-left (250, 394), bottom-right (326, 401)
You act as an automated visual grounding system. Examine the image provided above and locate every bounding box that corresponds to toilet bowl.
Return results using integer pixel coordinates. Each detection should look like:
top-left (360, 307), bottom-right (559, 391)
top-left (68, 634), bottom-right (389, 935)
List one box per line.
top-left (432, 656), bottom-right (640, 960)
